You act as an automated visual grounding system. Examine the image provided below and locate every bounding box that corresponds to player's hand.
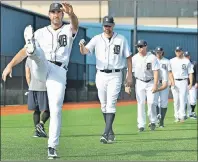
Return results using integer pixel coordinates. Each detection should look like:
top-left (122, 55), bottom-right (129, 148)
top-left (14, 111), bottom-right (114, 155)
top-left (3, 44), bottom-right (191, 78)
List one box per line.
top-left (188, 84), bottom-right (192, 90)
top-left (79, 39), bottom-right (86, 46)
top-left (61, 2), bottom-right (74, 15)
top-left (152, 84), bottom-right (158, 93)
top-left (125, 86), bottom-right (131, 95)
top-left (125, 72), bottom-right (133, 87)
top-left (2, 65), bottom-right (12, 82)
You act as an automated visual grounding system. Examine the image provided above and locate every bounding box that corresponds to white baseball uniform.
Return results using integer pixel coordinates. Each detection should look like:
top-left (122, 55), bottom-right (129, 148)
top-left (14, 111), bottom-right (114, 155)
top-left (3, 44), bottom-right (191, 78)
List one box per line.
top-left (156, 57), bottom-right (170, 109)
top-left (85, 32), bottom-right (131, 113)
top-left (27, 24), bottom-right (77, 148)
top-left (169, 57), bottom-right (194, 120)
top-left (132, 52), bottom-right (160, 128)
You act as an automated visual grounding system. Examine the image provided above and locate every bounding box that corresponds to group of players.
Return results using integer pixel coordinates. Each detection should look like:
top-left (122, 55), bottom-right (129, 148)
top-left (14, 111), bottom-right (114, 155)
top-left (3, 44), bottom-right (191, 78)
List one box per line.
top-left (1, 1), bottom-right (197, 159)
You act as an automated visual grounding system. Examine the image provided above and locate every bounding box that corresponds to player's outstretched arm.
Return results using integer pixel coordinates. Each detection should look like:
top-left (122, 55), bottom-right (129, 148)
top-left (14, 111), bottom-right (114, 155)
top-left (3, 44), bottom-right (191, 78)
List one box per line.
top-left (61, 2), bottom-right (78, 33)
top-left (125, 56), bottom-right (133, 87)
top-left (152, 70), bottom-right (159, 93)
top-left (2, 48), bottom-right (27, 82)
top-left (188, 73), bottom-right (193, 90)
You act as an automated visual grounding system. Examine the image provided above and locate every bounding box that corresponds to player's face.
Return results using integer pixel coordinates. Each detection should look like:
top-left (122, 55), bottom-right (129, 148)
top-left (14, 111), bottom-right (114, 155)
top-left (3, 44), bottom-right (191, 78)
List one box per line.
top-left (185, 56), bottom-right (190, 60)
top-left (137, 45), bottom-right (147, 53)
top-left (156, 51), bottom-right (163, 59)
top-left (103, 25), bottom-right (114, 35)
top-left (175, 50), bottom-right (183, 57)
top-left (49, 10), bottom-right (63, 25)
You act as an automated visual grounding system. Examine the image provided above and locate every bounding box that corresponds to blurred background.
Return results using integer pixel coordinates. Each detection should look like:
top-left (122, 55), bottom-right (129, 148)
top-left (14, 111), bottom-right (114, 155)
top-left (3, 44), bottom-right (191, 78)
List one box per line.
top-left (1, 0), bottom-right (197, 105)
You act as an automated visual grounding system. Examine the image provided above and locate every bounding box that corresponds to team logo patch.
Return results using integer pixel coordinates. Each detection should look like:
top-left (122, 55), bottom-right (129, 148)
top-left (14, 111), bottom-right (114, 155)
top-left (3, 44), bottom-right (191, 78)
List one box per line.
top-left (182, 64), bottom-right (186, 70)
top-left (146, 63), bottom-right (152, 70)
top-left (162, 64), bottom-right (166, 69)
top-left (58, 35), bottom-right (67, 47)
top-left (113, 45), bottom-right (120, 54)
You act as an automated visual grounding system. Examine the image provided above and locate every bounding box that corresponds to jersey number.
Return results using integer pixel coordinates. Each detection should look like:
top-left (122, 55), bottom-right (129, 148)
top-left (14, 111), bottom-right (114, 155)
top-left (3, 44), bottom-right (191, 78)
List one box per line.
top-left (146, 63), bottom-right (152, 70)
top-left (58, 35), bottom-right (67, 47)
top-left (114, 45), bottom-right (121, 54)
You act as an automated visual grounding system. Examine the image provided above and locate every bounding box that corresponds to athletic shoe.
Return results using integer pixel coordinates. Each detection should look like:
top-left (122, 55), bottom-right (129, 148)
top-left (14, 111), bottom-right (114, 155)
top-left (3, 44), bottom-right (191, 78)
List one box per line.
top-left (138, 127), bottom-right (144, 132)
top-left (190, 112), bottom-right (197, 119)
top-left (159, 125), bottom-right (164, 128)
top-left (108, 134), bottom-right (116, 143)
top-left (24, 25), bottom-right (35, 55)
top-left (174, 118), bottom-right (180, 123)
top-left (36, 123), bottom-right (47, 138)
top-left (149, 123), bottom-right (156, 131)
top-left (48, 147), bottom-right (57, 159)
top-left (100, 134), bottom-right (108, 144)
top-left (33, 130), bottom-right (41, 137)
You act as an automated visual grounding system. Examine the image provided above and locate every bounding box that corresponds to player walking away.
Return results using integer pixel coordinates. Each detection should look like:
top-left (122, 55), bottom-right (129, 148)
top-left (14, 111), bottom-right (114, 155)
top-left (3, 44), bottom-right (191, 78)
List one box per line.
top-left (184, 51), bottom-right (197, 119)
top-left (2, 2), bottom-right (78, 159)
top-left (25, 57), bottom-right (50, 137)
top-left (169, 47), bottom-right (194, 123)
top-left (79, 16), bottom-right (132, 144)
top-left (154, 47), bottom-right (174, 128)
top-left (131, 40), bottom-right (160, 132)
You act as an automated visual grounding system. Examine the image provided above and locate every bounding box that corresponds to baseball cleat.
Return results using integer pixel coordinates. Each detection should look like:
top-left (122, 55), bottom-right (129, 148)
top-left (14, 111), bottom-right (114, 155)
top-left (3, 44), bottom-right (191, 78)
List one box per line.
top-left (33, 130), bottom-right (41, 138)
top-left (36, 123), bottom-right (47, 138)
top-left (190, 112), bottom-right (197, 119)
top-left (174, 118), bottom-right (180, 123)
top-left (24, 25), bottom-right (35, 55)
top-left (100, 134), bottom-right (108, 144)
top-left (108, 134), bottom-right (116, 143)
top-left (149, 123), bottom-right (156, 131)
top-left (48, 147), bottom-right (57, 159)
top-left (138, 127), bottom-right (144, 132)
top-left (159, 125), bottom-right (164, 128)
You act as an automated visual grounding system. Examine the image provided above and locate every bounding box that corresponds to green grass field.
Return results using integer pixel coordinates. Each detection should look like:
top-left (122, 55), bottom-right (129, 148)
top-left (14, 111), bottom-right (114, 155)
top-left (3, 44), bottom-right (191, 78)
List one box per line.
top-left (1, 103), bottom-right (197, 161)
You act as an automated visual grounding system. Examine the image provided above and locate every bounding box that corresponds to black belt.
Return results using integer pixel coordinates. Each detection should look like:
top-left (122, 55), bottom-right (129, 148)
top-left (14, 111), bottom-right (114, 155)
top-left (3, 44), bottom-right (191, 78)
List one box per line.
top-left (136, 78), bottom-right (154, 83)
top-left (49, 61), bottom-right (67, 70)
top-left (175, 78), bottom-right (187, 81)
top-left (100, 69), bottom-right (121, 73)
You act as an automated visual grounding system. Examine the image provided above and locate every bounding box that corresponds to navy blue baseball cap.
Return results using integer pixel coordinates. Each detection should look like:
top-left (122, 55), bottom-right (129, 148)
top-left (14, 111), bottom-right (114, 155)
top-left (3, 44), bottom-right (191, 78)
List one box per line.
top-left (49, 3), bottom-right (62, 12)
top-left (175, 46), bottom-right (183, 51)
top-left (155, 46), bottom-right (163, 52)
top-left (184, 51), bottom-right (190, 57)
top-left (103, 16), bottom-right (115, 26)
top-left (136, 40), bottom-right (147, 46)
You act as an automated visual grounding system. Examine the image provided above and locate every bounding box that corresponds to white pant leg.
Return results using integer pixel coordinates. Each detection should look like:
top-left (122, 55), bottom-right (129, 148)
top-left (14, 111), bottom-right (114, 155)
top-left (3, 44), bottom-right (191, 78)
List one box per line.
top-left (136, 80), bottom-right (146, 128)
top-left (47, 63), bottom-right (67, 149)
top-left (96, 71), bottom-right (107, 113)
top-left (171, 86), bottom-right (180, 119)
top-left (159, 87), bottom-right (169, 108)
top-left (106, 72), bottom-right (122, 113)
top-left (27, 41), bottom-right (48, 82)
top-left (177, 80), bottom-right (188, 119)
top-left (189, 86), bottom-right (197, 105)
top-left (187, 93), bottom-right (192, 116)
top-left (146, 81), bottom-right (158, 124)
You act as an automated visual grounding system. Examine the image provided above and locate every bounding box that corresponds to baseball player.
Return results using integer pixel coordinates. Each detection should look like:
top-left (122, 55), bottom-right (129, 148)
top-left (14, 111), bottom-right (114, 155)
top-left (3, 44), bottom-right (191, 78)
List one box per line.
top-left (131, 40), bottom-right (160, 132)
top-left (25, 57), bottom-right (50, 137)
top-left (169, 47), bottom-right (194, 122)
top-left (154, 47), bottom-right (173, 127)
top-left (184, 51), bottom-right (197, 119)
top-left (2, 2), bottom-right (78, 159)
top-left (79, 16), bottom-right (132, 144)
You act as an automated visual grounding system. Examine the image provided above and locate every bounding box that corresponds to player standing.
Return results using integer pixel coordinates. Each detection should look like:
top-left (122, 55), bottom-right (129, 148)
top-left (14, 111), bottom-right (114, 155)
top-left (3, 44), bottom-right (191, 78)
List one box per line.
top-left (2, 2), bottom-right (78, 159)
top-left (79, 16), bottom-right (132, 144)
top-left (169, 47), bottom-right (194, 122)
top-left (131, 40), bottom-right (160, 132)
top-left (25, 57), bottom-right (50, 137)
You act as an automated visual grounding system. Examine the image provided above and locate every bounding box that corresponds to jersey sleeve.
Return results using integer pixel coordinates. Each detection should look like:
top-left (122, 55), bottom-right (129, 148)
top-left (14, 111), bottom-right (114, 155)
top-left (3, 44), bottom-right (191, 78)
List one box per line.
top-left (123, 37), bottom-right (131, 58)
top-left (85, 36), bottom-right (97, 54)
top-left (152, 56), bottom-right (160, 71)
top-left (188, 61), bottom-right (194, 74)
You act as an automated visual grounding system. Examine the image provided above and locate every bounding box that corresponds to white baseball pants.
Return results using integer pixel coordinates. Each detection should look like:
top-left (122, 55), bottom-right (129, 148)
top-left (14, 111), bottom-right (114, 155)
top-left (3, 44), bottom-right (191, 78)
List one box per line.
top-left (135, 79), bottom-right (158, 128)
top-left (156, 87), bottom-right (169, 108)
top-left (95, 71), bottom-right (122, 113)
top-left (171, 79), bottom-right (188, 120)
top-left (28, 41), bottom-right (67, 149)
top-left (187, 85), bottom-right (197, 116)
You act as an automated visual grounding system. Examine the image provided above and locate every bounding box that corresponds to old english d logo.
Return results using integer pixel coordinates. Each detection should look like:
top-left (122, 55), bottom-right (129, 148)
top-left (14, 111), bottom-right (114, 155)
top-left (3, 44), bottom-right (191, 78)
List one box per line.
top-left (147, 63), bottom-right (152, 70)
top-left (182, 64), bottom-right (186, 70)
top-left (162, 64), bottom-right (166, 69)
top-left (58, 35), bottom-right (67, 47)
top-left (114, 45), bottom-right (120, 54)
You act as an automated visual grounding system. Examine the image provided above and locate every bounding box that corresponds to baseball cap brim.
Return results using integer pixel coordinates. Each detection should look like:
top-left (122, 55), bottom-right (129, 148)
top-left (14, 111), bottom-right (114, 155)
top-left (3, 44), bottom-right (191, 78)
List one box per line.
top-left (103, 22), bottom-right (114, 26)
top-left (49, 8), bottom-right (62, 12)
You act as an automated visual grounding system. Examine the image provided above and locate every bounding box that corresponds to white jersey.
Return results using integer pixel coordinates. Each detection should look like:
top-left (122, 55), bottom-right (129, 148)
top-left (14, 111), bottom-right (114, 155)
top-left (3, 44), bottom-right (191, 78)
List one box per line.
top-left (34, 24), bottom-right (75, 67)
top-left (85, 32), bottom-right (131, 70)
top-left (158, 57), bottom-right (171, 82)
top-left (132, 52), bottom-right (160, 80)
top-left (169, 57), bottom-right (194, 79)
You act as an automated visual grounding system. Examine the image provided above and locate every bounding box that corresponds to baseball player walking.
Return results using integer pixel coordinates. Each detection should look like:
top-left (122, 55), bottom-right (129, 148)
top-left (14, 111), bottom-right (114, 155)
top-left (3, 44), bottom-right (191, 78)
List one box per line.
top-left (2, 2), bottom-right (78, 159)
top-left (79, 16), bottom-right (132, 144)
top-left (184, 51), bottom-right (197, 119)
top-left (169, 47), bottom-right (194, 122)
top-left (154, 47), bottom-right (173, 127)
top-left (25, 57), bottom-right (50, 137)
top-left (131, 40), bottom-right (160, 132)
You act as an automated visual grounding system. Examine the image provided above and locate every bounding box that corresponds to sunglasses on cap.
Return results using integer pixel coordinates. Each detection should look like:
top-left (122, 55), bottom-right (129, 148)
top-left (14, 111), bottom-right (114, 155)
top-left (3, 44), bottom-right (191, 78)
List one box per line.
top-left (137, 45), bottom-right (145, 48)
top-left (175, 50), bottom-right (182, 52)
top-left (104, 25), bottom-right (112, 28)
